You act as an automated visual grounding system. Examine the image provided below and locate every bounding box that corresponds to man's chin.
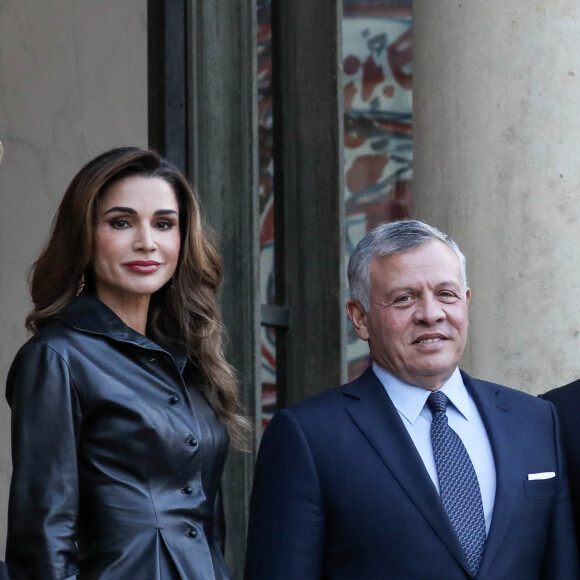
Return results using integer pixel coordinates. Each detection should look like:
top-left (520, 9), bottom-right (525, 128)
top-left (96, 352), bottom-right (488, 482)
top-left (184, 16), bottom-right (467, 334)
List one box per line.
top-left (407, 366), bottom-right (457, 390)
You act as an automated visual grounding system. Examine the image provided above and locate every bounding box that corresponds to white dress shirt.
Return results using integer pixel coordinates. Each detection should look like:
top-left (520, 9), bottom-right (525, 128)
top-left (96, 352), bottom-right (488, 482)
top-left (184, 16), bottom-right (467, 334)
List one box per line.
top-left (373, 363), bottom-right (496, 534)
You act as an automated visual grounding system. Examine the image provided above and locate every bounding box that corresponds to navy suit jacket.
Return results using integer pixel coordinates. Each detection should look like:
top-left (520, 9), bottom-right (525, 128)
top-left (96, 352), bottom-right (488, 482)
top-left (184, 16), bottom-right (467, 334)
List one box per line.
top-left (245, 368), bottom-right (579, 579)
top-left (542, 379), bottom-right (580, 559)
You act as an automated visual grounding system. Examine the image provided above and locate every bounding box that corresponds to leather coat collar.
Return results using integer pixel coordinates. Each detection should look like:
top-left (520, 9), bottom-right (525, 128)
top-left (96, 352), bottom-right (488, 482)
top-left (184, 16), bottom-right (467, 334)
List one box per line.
top-left (55, 294), bottom-right (189, 372)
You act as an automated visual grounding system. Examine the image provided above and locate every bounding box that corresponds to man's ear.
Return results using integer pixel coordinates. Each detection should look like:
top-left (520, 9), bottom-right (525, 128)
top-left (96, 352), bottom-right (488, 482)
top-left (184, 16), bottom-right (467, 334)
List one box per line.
top-left (346, 299), bottom-right (370, 342)
top-left (465, 287), bottom-right (471, 305)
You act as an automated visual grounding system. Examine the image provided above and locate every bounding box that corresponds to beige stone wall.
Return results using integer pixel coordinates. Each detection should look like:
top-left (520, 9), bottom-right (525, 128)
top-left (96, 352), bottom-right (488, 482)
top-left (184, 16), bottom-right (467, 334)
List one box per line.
top-left (0, 0), bottom-right (147, 556)
top-left (414, 0), bottom-right (580, 395)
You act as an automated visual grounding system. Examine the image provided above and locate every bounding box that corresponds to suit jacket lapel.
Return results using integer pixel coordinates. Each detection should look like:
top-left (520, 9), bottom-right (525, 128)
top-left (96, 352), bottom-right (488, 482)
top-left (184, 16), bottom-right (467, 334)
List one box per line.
top-left (343, 368), bottom-right (473, 576)
top-left (461, 371), bottom-right (521, 577)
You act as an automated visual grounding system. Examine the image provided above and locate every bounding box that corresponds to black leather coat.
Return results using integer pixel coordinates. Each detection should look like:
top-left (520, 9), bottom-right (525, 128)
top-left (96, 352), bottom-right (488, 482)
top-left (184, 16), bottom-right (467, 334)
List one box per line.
top-left (6, 295), bottom-right (231, 580)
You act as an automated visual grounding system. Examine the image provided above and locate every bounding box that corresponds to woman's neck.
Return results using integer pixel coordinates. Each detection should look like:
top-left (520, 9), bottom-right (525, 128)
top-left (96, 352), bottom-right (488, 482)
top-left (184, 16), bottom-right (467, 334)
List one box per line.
top-left (96, 292), bottom-right (151, 336)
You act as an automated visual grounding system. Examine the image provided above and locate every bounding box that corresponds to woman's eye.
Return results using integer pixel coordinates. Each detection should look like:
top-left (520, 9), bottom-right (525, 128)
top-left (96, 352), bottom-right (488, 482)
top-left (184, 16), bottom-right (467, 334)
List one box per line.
top-left (155, 220), bottom-right (175, 231)
top-left (111, 219), bottom-right (129, 229)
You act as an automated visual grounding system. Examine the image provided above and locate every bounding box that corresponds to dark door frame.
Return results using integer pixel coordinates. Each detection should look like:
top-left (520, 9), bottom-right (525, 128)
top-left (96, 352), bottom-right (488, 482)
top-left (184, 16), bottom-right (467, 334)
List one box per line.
top-left (148, 1), bottom-right (344, 575)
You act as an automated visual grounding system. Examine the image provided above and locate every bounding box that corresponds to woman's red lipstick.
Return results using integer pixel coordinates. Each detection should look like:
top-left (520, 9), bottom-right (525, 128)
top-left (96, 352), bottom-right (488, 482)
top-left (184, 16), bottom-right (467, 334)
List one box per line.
top-left (124, 261), bottom-right (161, 273)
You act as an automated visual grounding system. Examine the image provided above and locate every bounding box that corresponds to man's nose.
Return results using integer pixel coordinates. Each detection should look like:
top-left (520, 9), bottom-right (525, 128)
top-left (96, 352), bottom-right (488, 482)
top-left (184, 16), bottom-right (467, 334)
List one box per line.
top-left (413, 295), bottom-right (445, 324)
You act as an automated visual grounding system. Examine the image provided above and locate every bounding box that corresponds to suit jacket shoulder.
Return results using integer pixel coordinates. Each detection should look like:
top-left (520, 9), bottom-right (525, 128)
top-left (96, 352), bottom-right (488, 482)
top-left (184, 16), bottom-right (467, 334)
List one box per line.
top-left (283, 366), bottom-right (389, 432)
top-left (462, 371), bottom-right (557, 418)
top-left (542, 378), bottom-right (580, 406)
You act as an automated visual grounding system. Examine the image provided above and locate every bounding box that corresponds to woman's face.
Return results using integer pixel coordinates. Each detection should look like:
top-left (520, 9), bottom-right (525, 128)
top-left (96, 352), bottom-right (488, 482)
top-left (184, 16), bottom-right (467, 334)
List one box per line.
top-left (92, 175), bottom-right (181, 310)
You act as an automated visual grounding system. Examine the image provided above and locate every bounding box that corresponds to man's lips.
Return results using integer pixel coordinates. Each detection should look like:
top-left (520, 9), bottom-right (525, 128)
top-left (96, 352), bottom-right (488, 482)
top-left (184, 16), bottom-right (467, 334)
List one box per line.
top-left (124, 261), bottom-right (161, 273)
top-left (414, 334), bottom-right (446, 345)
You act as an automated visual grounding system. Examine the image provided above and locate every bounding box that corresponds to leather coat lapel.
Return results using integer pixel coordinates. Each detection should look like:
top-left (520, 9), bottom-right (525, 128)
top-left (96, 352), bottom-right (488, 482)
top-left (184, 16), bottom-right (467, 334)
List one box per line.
top-left (343, 368), bottom-right (473, 576)
top-left (461, 372), bottom-right (520, 577)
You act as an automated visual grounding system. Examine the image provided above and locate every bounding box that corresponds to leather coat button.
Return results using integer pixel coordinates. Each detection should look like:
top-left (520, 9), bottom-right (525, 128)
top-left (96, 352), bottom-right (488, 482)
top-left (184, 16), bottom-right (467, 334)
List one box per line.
top-left (181, 486), bottom-right (193, 495)
top-left (186, 528), bottom-right (198, 538)
top-left (169, 396), bottom-right (179, 405)
top-left (186, 436), bottom-right (198, 447)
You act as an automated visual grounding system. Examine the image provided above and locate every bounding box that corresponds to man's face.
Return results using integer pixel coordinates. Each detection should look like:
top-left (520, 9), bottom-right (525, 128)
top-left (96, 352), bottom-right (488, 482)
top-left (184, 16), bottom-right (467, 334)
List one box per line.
top-left (347, 241), bottom-right (470, 391)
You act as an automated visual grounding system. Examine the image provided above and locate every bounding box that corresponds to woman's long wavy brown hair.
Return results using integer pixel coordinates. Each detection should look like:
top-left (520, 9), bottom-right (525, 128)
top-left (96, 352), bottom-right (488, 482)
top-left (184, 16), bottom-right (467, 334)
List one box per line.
top-left (27, 147), bottom-right (250, 449)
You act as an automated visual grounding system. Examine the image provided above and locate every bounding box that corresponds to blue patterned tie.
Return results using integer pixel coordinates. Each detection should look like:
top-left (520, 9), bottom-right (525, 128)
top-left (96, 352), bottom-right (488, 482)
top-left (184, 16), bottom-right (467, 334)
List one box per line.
top-left (427, 391), bottom-right (486, 576)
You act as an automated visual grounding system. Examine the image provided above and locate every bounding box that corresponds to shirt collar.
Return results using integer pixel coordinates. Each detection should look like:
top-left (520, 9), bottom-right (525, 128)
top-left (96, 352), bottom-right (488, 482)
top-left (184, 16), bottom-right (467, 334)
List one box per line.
top-left (372, 363), bottom-right (470, 424)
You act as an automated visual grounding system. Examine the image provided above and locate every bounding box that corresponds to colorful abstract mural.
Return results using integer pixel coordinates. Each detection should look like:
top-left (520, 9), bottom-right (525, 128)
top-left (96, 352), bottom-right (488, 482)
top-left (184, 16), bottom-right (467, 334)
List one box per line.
top-left (343, 0), bottom-right (413, 380)
top-left (257, 0), bottom-right (413, 423)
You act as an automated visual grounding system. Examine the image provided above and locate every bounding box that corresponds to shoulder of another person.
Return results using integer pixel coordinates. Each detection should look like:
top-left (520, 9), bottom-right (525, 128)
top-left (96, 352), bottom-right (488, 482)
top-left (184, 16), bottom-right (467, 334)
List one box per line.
top-left (542, 378), bottom-right (580, 404)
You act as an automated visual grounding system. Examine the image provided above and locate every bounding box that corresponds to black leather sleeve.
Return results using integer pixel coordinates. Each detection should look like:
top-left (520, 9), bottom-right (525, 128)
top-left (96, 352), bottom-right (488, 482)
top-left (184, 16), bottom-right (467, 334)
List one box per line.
top-left (6, 342), bottom-right (82, 580)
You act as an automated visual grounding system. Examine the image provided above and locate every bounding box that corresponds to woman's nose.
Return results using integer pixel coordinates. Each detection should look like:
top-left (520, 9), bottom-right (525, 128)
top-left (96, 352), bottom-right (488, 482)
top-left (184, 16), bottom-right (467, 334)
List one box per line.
top-left (133, 226), bottom-right (157, 252)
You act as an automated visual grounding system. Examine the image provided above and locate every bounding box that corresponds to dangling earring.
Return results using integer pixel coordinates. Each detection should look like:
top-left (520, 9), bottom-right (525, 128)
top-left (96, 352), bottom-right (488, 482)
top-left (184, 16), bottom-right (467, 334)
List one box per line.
top-left (76, 273), bottom-right (85, 297)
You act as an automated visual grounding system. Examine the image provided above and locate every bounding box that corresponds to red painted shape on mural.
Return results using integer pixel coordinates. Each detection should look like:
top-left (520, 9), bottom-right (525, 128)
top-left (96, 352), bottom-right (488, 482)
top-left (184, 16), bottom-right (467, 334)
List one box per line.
top-left (343, 54), bottom-right (361, 75)
top-left (260, 195), bottom-right (275, 245)
top-left (383, 85), bottom-right (395, 98)
top-left (346, 154), bottom-right (389, 194)
top-left (257, 21), bottom-right (269, 41)
top-left (344, 117), bottom-right (367, 149)
top-left (376, 119), bottom-right (413, 136)
top-left (388, 27), bottom-right (412, 90)
top-left (366, 180), bottom-right (413, 228)
top-left (344, 133), bottom-right (366, 149)
top-left (361, 56), bottom-right (385, 101)
top-left (343, 81), bottom-right (359, 115)
top-left (345, 179), bottom-right (413, 223)
top-left (261, 343), bottom-right (276, 368)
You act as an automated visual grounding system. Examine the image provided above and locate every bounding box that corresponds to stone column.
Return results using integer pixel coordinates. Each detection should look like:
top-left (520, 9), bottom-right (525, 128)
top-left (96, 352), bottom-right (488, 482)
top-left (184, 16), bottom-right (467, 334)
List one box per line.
top-left (414, 0), bottom-right (580, 393)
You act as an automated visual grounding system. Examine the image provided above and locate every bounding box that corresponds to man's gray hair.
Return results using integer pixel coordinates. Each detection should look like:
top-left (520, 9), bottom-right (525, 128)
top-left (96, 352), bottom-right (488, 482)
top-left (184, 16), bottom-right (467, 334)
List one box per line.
top-left (348, 220), bottom-right (468, 310)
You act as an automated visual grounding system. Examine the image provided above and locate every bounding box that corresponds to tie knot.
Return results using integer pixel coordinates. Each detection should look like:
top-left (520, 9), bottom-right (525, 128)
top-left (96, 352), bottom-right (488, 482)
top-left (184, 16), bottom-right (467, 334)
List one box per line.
top-left (427, 391), bottom-right (448, 414)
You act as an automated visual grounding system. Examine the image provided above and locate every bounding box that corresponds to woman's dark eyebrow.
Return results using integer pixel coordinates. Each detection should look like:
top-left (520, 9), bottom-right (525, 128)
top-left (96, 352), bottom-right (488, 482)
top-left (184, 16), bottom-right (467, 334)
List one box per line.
top-left (103, 207), bottom-right (178, 216)
top-left (103, 206), bottom-right (136, 215)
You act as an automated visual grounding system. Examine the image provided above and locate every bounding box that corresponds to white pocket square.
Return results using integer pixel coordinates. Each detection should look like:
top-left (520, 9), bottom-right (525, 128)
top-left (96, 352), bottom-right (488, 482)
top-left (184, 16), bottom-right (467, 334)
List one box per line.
top-left (527, 471), bottom-right (556, 481)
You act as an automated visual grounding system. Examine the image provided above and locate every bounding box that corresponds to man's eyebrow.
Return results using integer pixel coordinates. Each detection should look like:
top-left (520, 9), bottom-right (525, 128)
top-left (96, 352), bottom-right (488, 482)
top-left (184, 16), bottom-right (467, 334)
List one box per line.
top-left (435, 280), bottom-right (462, 288)
top-left (384, 281), bottom-right (461, 294)
top-left (386, 285), bottom-right (415, 293)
